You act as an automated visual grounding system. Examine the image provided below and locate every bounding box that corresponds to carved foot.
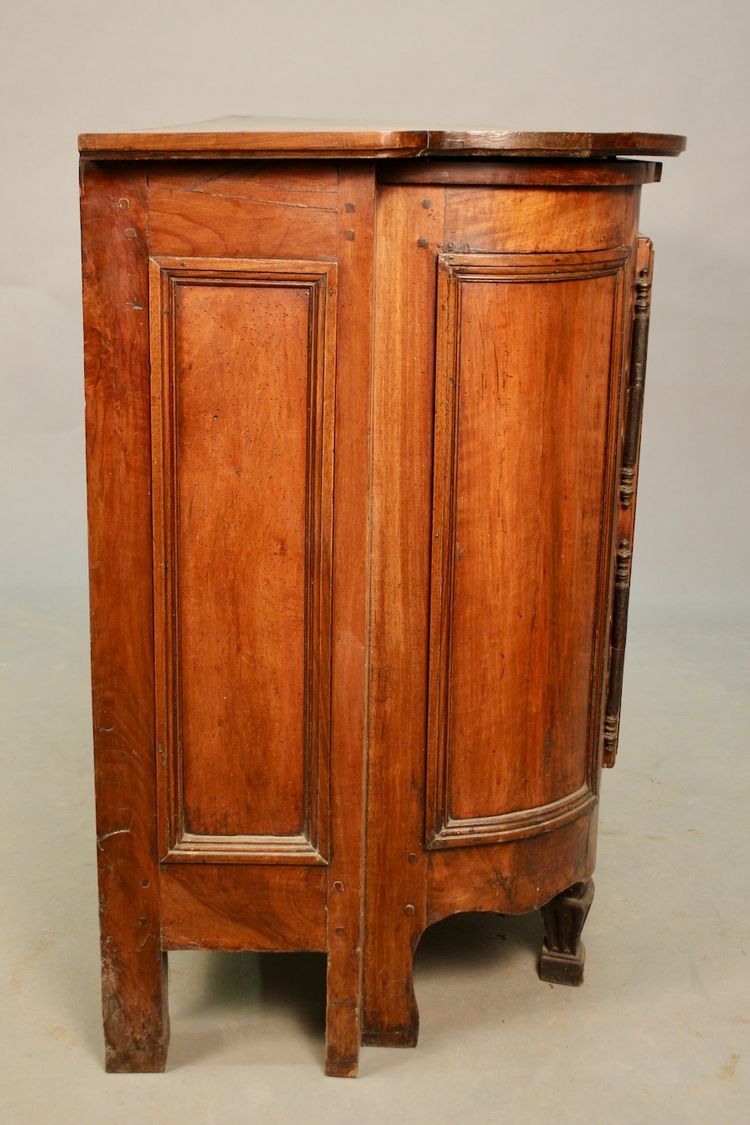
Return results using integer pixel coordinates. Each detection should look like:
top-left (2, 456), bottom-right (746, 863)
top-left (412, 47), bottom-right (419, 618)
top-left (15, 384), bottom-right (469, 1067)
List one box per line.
top-left (538, 879), bottom-right (594, 986)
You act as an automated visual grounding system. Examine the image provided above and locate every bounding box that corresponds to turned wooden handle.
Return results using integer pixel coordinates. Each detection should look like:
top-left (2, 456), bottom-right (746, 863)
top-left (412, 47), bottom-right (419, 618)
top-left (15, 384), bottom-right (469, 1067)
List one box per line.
top-left (619, 251), bottom-right (653, 508)
top-left (603, 237), bottom-right (653, 768)
top-left (602, 539), bottom-right (633, 766)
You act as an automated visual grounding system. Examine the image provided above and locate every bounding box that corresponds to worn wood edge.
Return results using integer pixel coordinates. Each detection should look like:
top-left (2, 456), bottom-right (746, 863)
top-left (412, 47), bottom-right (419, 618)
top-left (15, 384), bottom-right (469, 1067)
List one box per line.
top-left (78, 128), bottom-right (686, 161)
top-left (77, 129), bottom-right (429, 159)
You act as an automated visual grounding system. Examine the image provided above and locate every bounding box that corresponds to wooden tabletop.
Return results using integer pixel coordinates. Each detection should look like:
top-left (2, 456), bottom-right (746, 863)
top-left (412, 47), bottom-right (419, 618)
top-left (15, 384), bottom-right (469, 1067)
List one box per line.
top-left (79, 118), bottom-right (687, 160)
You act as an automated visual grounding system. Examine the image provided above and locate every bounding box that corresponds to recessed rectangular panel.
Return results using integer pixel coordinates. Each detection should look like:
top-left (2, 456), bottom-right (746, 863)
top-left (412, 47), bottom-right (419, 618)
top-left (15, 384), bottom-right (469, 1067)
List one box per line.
top-left (427, 250), bottom-right (627, 847)
top-left (176, 280), bottom-right (308, 839)
top-left (150, 257), bottom-right (336, 863)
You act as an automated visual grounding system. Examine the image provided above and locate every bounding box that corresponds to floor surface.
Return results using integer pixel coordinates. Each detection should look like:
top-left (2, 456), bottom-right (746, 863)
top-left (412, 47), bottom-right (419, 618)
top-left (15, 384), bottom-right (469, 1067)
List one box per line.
top-left (1, 590), bottom-right (748, 1123)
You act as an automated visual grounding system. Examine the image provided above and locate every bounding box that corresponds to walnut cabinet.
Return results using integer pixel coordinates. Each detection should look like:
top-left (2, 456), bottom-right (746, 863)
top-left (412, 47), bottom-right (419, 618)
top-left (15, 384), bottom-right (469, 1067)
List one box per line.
top-left (79, 123), bottom-right (685, 1076)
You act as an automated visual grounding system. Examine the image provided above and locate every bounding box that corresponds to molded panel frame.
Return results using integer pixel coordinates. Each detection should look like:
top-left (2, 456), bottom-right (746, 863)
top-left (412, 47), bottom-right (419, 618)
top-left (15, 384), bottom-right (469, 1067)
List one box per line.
top-left (426, 247), bottom-right (630, 849)
top-left (149, 255), bottom-right (337, 865)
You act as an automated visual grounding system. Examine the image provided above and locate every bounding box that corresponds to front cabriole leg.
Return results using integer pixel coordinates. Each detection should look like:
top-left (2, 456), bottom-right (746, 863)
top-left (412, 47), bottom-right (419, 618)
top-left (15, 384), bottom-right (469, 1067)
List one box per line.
top-left (538, 878), bottom-right (594, 986)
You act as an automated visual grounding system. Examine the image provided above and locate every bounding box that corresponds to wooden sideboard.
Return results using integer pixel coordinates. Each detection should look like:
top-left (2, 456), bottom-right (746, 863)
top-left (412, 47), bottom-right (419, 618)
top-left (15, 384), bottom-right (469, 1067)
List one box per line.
top-left (79, 121), bottom-right (685, 1076)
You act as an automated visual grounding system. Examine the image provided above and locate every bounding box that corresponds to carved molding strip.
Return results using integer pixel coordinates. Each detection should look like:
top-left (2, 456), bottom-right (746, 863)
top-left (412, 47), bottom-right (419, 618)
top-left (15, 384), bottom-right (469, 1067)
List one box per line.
top-left (429, 784), bottom-right (598, 849)
top-left (149, 256), bottom-right (336, 864)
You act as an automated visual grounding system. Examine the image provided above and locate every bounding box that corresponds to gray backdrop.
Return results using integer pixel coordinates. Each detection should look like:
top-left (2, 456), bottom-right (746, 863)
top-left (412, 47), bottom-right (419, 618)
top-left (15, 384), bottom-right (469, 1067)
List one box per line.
top-left (1, 6), bottom-right (749, 1120)
top-left (1, 0), bottom-right (748, 610)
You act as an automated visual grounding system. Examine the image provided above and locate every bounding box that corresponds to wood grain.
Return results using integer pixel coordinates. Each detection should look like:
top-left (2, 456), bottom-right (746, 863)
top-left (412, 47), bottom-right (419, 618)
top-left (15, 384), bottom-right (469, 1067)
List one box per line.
top-left (426, 250), bottom-right (628, 846)
top-left (150, 256), bottom-right (336, 863)
top-left (147, 163), bottom-right (339, 260)
top-left (443, 186), bottom-right (631, 252)
top-left (160, 866), bottom-right (327, 951)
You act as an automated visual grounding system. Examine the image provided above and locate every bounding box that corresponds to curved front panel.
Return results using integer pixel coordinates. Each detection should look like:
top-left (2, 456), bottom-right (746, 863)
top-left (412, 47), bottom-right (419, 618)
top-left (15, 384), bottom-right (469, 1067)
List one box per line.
top-left (426, 248), bottom-right (628, 847)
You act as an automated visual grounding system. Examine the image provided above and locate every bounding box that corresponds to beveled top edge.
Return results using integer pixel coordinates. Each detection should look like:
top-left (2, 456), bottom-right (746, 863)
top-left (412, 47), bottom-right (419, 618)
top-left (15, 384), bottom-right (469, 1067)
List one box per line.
top-left (428, 130), bottom-right (686, 158)
top-left (78, 119), bottom-right (687, 160)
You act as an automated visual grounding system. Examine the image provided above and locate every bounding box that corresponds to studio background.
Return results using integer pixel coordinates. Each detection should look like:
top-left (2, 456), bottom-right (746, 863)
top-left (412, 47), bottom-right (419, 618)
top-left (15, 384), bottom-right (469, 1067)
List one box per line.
top-left (1, 3), bottom-right (748, 1123)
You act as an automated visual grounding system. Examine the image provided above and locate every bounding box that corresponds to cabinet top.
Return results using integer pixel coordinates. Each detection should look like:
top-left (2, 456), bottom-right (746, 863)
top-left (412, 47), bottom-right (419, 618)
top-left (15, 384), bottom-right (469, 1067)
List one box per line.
top-left (78, 117), bottom-right (686, 161)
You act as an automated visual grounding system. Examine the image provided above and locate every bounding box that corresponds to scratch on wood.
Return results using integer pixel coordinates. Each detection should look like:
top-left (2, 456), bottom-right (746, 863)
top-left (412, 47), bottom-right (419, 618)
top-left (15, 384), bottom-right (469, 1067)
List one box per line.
top-left (137, 917), bottom-right (152, 950)
top-left (176, 185), bottom-right (338, 212)
top-left (175, 172), bottom-right (338, 197)
top-left (97, 822), bottom-right (133, 849)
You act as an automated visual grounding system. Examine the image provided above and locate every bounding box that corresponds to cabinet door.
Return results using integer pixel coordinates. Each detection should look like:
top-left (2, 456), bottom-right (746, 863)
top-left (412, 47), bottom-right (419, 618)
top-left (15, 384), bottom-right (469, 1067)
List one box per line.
top-left (425, 247), bottom-right (627, 847)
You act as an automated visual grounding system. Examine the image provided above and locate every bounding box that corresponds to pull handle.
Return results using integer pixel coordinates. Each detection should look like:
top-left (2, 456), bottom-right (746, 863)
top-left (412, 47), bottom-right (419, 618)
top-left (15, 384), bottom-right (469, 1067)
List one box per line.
top-left (620, 245), bottom-right (653, 508)
top-left (602, 539), bottom-right (633, 766)
top-left (603, 237), bottom-right (653, 768)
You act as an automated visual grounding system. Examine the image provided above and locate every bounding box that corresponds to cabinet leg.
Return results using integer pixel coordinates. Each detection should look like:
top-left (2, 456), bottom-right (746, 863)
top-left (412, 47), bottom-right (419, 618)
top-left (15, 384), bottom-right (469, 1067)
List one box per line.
top-left (538, 878), bottom-right (594, 986)
top-left (362, 934), bottom-right (420, 1048)
top-left (324, 947), bottom-right (361, 1078)
top-left (101, 946), bottom-right (169, 1072)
